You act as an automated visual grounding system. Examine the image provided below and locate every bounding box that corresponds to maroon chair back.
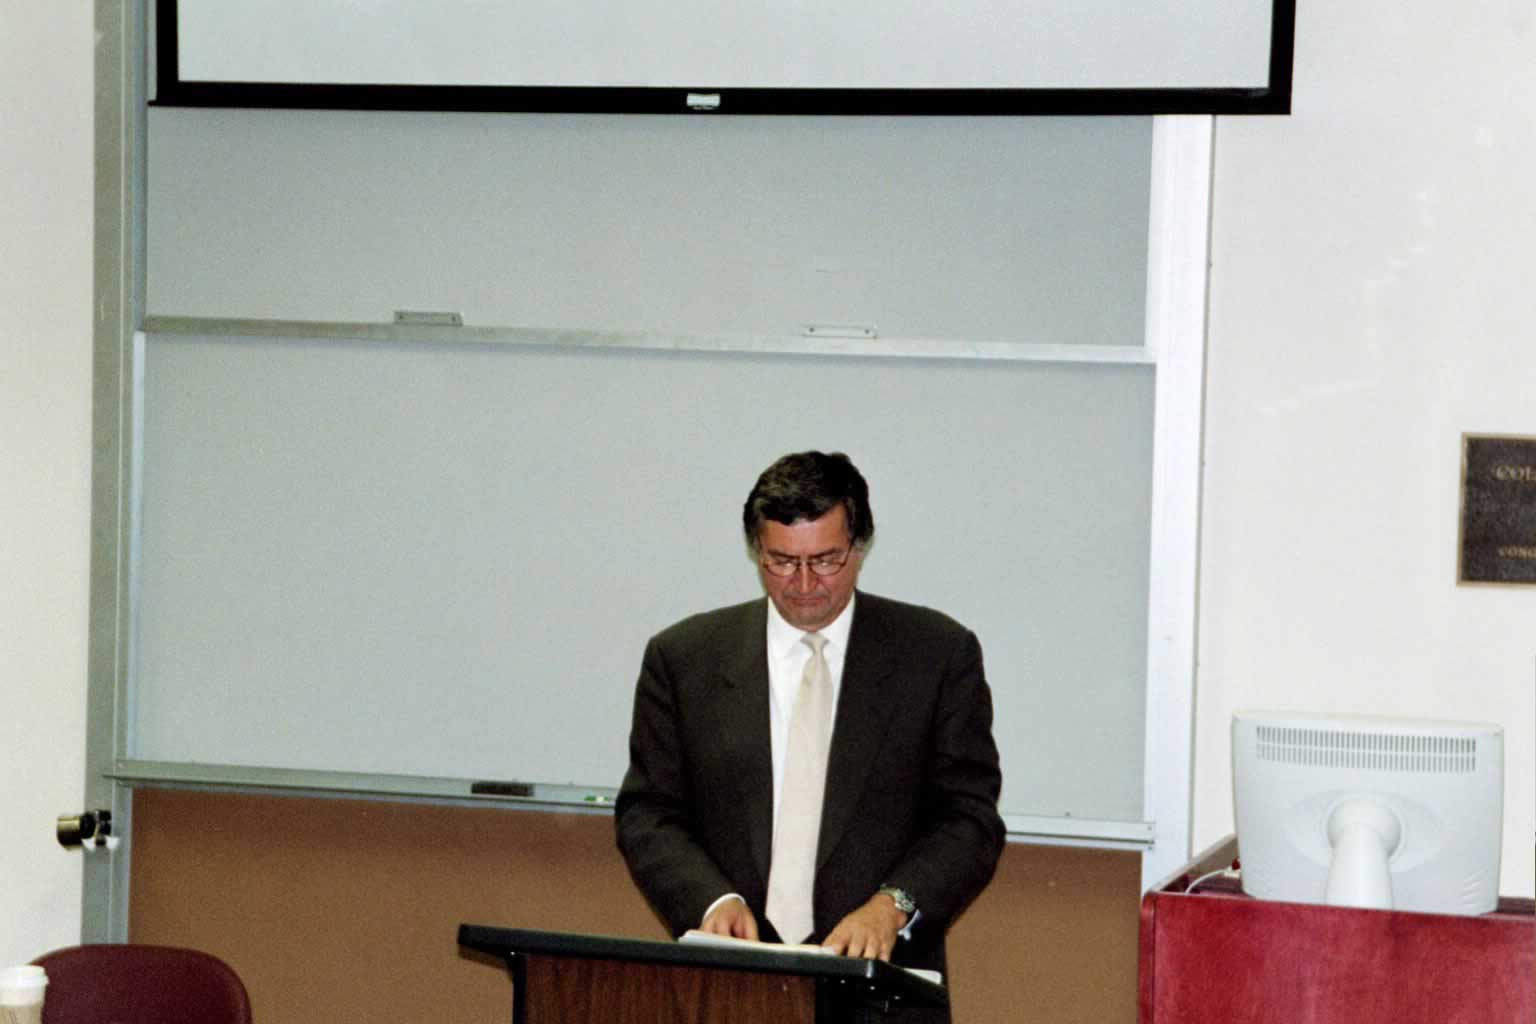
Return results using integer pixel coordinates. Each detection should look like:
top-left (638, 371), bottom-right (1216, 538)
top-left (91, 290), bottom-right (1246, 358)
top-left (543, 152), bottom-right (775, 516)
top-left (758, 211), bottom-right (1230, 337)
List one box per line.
top-left (32, 945), bottom-right (252, 1024)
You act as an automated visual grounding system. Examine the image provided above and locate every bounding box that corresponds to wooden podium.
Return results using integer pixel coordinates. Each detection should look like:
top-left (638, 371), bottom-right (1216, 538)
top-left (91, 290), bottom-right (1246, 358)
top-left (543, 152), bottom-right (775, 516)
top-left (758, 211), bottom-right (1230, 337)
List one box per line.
top-left (459, 924), bottom-right (947, 1024)
top-left (1138, 836), bottom-right (1536, 1023)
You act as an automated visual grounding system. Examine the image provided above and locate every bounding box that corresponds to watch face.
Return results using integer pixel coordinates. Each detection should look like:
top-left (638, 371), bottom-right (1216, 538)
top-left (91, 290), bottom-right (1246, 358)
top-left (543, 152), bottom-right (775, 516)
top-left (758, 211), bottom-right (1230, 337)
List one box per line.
top-left (881, 886), bottom-right (915, 913)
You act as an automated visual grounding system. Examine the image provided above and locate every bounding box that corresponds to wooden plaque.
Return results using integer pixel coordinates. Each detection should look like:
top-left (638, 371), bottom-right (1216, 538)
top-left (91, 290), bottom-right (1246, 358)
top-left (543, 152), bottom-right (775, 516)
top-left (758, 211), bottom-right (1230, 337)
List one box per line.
top-left (1459, 433), bottom-right (1536, 585)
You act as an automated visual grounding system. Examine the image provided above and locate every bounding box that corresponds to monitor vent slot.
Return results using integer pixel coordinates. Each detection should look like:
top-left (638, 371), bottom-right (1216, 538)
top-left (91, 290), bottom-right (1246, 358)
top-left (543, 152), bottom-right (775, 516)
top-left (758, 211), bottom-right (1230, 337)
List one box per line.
top-left (1254, 725), bottom-right (1477, 774)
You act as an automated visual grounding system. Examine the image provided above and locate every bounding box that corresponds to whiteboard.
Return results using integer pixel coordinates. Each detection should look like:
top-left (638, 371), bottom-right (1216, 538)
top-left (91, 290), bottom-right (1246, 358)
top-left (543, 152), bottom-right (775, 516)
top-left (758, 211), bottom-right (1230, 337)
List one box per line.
top-left (133, 329), bottom-right (1154, 821)
top-left (146, 109), bottom-right (1154, 343)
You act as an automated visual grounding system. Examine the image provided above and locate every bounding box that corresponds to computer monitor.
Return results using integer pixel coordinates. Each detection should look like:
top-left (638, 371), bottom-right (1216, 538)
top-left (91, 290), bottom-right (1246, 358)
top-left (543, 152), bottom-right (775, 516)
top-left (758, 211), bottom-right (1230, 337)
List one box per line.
top-left (1232, 711), bottom-right (1503, 916)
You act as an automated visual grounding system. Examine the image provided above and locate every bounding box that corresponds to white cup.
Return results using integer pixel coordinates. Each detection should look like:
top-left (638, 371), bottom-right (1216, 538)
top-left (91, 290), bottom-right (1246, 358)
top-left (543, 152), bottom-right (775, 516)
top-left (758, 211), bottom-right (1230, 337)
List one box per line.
top-left (0, 965), bottom-right (46, 1024)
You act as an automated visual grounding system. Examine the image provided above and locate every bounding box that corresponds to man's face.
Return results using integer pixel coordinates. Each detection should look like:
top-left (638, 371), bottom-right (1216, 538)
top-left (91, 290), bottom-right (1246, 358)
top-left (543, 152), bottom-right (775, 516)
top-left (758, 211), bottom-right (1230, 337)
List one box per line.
top-left (756, 505), bottom-right (863, 632)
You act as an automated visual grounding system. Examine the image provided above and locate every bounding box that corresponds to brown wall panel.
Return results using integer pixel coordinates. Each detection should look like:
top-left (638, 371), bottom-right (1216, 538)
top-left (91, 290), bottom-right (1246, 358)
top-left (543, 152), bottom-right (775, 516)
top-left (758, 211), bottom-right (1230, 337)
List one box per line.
top-left (129, 788), bottom-right (1138, 1022)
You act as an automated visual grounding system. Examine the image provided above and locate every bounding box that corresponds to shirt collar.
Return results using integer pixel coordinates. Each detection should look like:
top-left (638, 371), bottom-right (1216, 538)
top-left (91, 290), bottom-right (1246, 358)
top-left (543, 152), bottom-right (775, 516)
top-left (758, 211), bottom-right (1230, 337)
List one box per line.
top-left (766, 592), bottom-right (857, 660)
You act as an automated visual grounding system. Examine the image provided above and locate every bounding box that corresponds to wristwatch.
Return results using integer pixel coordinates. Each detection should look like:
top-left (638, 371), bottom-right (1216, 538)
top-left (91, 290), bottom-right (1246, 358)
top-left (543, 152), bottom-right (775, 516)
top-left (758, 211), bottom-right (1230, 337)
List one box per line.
top-left (877, 885), bottom-right (917, 916)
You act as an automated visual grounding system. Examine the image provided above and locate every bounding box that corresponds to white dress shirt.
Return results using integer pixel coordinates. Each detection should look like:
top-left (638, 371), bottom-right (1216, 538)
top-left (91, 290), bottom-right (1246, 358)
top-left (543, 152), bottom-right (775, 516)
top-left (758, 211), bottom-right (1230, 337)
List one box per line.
top-left (700, 595), bottom-right (854, 928)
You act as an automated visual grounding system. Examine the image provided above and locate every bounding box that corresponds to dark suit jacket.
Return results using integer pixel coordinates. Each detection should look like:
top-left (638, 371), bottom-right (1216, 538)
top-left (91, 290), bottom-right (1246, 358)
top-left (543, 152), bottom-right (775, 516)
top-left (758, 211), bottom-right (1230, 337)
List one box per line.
top-left (615, 591), bottom-right (1005, 975)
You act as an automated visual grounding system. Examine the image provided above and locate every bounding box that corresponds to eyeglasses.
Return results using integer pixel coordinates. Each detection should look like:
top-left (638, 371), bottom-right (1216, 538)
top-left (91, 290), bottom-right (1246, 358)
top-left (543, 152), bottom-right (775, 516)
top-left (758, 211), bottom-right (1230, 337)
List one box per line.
top-left (759, 549), bottom-right (853, 578)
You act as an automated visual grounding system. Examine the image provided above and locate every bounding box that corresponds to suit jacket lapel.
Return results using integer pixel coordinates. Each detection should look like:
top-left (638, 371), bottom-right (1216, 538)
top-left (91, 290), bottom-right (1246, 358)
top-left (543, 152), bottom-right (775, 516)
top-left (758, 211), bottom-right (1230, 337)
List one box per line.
top-left (720, 599), bottom-right (775, 887)
top-left (818, 592), bottom-right (900, 871)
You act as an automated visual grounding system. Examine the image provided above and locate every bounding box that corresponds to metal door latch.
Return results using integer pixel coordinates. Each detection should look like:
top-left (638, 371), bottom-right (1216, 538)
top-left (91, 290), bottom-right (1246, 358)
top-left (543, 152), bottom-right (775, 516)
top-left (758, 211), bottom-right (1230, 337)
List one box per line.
top-left (57, 810), bottom-right (118, 851)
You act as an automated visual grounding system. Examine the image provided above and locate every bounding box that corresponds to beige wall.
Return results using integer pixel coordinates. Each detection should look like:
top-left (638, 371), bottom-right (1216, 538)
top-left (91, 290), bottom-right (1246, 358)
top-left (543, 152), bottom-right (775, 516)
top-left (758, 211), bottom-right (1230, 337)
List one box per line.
top-left (1196, 0), bottom-right (1535, 894)
top-left (0, 3), bottom-right (94, 964)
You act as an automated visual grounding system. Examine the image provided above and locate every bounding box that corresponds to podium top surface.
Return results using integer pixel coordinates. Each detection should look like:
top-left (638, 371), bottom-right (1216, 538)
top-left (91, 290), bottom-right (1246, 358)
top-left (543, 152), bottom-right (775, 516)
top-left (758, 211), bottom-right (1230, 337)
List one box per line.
top-left (458, 924), bottom-right (948, 1008)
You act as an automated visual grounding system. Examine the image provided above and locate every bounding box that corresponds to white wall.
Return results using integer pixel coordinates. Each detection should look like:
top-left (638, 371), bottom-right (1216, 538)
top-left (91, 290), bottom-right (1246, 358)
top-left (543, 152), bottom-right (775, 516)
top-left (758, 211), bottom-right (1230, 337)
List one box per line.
top-left (0, 4), bottom-right (94, 962)
top-left (1196, 0), bottom-right (1535, 895)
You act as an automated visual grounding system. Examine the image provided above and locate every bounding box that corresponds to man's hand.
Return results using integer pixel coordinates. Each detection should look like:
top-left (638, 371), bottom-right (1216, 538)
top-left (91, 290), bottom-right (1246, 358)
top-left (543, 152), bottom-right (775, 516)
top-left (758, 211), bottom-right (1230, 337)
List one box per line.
top-left (700, 897), bottom-right (760, 940)
top-left (821, 893), bottom-right (909, 961)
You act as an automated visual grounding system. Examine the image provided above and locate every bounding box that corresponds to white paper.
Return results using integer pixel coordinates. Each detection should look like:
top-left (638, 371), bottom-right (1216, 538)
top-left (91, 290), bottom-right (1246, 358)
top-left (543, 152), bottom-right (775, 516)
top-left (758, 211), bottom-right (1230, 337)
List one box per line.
top-left (678, 930), bottom-right (943, 985)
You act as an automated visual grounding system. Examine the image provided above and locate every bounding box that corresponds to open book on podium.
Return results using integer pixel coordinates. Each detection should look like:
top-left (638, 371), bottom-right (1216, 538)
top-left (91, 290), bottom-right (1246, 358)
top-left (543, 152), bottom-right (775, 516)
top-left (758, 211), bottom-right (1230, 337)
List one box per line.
top-left (460, 923), bottom-right (947, 1023)
top-left (679, 929), bottom-right (943, 985)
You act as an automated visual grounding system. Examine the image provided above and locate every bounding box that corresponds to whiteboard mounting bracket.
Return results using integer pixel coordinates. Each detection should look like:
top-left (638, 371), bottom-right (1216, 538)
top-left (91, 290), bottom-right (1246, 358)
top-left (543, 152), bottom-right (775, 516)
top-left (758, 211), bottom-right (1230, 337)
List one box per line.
top-left (394, 310), bottom-right (463, 327)
top-left (802, 324), bottom-right (877, 340)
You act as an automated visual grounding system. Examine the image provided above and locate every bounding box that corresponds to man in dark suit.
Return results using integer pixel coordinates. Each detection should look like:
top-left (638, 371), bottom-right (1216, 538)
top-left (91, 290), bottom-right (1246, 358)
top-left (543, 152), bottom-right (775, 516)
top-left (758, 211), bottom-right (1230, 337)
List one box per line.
top-left (615, 451), bottom-right (1004, 984)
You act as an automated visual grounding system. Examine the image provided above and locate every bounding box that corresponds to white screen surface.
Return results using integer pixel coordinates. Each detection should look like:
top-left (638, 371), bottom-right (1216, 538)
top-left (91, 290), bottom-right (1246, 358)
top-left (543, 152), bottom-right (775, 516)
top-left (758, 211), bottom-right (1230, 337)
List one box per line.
top-left (173, 0), bottom-right (1276, 92)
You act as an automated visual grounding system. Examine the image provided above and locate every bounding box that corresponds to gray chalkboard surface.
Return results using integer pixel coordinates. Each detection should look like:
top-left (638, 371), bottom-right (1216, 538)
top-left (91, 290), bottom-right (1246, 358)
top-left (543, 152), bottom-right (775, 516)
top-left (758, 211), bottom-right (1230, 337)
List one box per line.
top-left (132, 327), bottom-right (1153, 822)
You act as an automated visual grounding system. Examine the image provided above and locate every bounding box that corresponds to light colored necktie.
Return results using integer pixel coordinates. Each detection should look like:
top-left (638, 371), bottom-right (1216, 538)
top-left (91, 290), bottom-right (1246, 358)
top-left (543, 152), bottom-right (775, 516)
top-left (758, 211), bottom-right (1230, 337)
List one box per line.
top-left (766, 631), bottom-right (834, 944)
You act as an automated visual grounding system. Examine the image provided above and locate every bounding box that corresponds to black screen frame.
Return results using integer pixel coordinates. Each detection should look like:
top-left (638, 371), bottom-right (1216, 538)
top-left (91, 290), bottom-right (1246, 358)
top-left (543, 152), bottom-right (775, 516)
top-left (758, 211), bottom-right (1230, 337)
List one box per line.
top-left (154, 0), bottom-right (1295, 115)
